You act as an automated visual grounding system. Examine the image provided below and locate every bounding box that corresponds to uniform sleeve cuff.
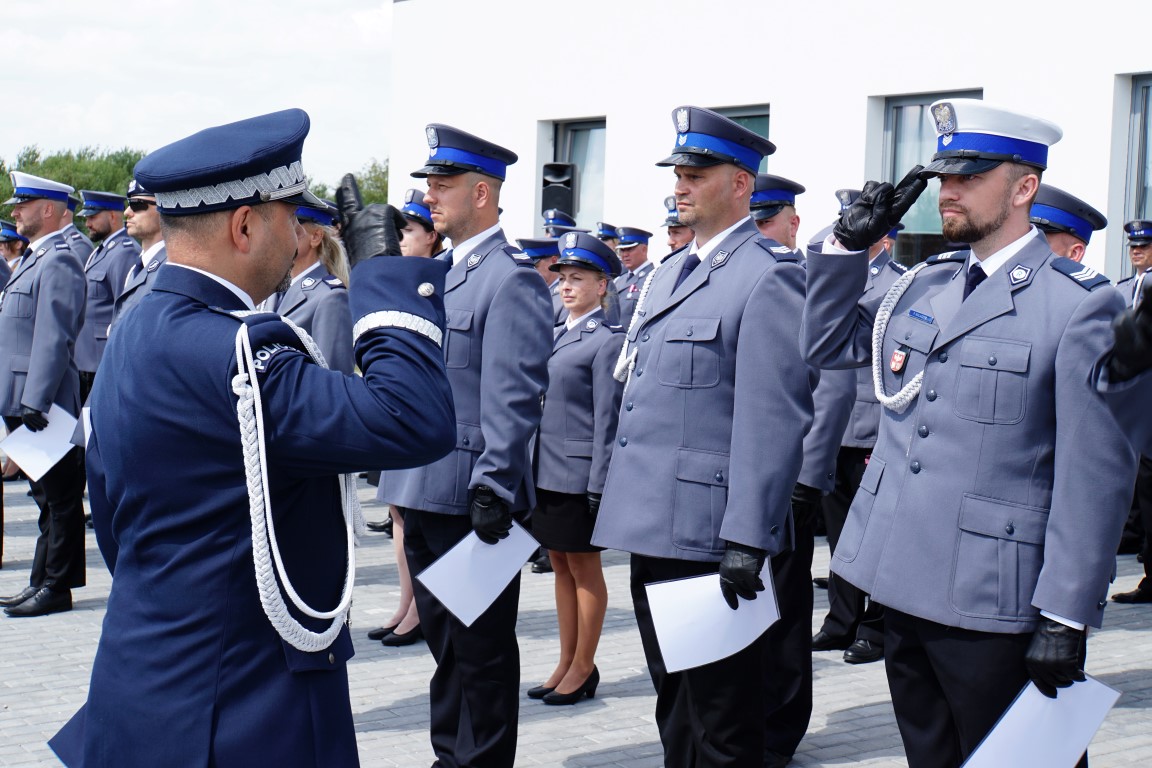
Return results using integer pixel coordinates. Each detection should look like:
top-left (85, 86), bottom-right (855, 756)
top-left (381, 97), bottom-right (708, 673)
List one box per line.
top-left (1040, 610), bottom-right (1085, 631)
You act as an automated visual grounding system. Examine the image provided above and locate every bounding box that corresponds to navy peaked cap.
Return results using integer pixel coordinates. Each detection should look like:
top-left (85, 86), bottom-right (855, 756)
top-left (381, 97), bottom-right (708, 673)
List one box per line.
top-left (750, 174), bottom-right (805, 220)
top-left (516, 237), bottom-right (560, 261)
top-left (543, 209), bottom-right (576, 228)
top-left (656, 105), bottom-right (775, 174)
top-left (616, 227), bottom-right (652, 249)
top-left (663, 195), bottom-right (683, 227)
top-left (1030, 184), bottom-right (1106, 244)
top-left (1125, 220), bottom-right (1152, 245)
top-left (412, 124), bottom-right (517, 181)
top-left (78, 190), bottom-right (127, 217)
top-left (551, 231), bottom-right (622, 278)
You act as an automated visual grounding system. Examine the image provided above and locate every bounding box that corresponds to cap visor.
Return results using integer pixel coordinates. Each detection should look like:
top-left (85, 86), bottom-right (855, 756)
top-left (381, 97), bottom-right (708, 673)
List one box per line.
top-left (655, 152), bottom-right (725, 169)
top-left (617, 242), bottom-right (640, 249)
top-left (919, 157), bottom-right (1004, 178)
top-left (278, 189), bottom-right (325, 208)
top-left (410, 164), bottom-right (469, 179)
top-left (750, 205), bottom-right (785, 222)
top-left (1129, 238), bottom-right (1152, 246)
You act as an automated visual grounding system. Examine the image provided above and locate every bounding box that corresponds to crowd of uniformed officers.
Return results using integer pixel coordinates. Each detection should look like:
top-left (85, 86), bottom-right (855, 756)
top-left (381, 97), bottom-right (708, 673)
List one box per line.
top-left (2, 97), bottom-right (1152, 768)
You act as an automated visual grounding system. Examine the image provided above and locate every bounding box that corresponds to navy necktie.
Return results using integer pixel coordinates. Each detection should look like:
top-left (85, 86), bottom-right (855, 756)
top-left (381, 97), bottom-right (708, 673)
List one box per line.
top-left (963, 263), bottom-right (987, 301)
top-left (673, 252), bottom-right (701, 291)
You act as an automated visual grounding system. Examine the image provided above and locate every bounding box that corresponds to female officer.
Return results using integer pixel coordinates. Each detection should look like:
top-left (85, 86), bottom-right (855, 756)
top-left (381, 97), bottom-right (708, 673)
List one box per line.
top-left (398, 188), bottom-right (445, 258)
top-left (529, 232), bottom-right (624, 705)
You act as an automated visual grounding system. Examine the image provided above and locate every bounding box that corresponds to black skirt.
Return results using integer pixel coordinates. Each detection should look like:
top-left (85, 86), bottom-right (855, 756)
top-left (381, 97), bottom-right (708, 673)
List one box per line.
top-left (531, 488), bottom-right (604, 553)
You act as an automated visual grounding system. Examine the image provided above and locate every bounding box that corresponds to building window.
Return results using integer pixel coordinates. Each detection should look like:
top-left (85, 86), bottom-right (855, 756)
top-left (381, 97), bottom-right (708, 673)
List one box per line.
top-left (716, 105), bottom-right (771, 173)
top-left (553, 120), bottom-right (606, 230)
top-left (1124, 75), bottom-right (1152, 277)
top-left (882, 90), bottom-right (982, 265)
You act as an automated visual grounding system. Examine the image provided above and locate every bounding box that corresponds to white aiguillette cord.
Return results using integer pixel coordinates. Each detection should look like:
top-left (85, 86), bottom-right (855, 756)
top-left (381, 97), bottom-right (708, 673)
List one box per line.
top-left (230, 311), bottom-right (365, 652)
top-left (613, 265), bottom-right (660, 389)
top-left (871, 262), bottom-right (930, 414)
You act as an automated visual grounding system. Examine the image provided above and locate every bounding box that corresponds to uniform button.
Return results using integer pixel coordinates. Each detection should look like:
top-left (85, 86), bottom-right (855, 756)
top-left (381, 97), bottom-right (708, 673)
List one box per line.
top-left (642, 334), bottom-right (650, 342)
top-left (328, 653), bottom-right (335, 664)
top-left (770, 525), bottom-right (779, 534)
top-left (988, 356), bottom-right (997, 366)
top-left (636, 368), bottom-right (643, 376)
top-left (418, 282), bottom-right (435, 297)
top-left (714, 472), bottom-right (724, 482)
top-left (918, 425), bottom-right (929, 438)
top-left (1005, 523), bottom-right (1015, 535)
top-left (462, 437), bottom-right (469, 446)
top-left (904, 331), bottom-right (911, 340)
top-left (939, 351), bottom-right (949, 363)
top-left (686, 329), bottom-right (694, 337)
top-left (619, 437), bottom-right (628, 447)
top-left (625, 402), bottom-right (633, 411)
top-left (910, 460), bottom-right (921, 473)
top-left (1097, 600), bottom-right (1107, 609)
top-left (926, 390), bottom-right (937, 401)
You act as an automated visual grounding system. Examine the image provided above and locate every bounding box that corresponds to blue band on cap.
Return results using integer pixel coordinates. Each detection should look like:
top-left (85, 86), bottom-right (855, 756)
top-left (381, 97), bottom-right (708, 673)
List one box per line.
top-left (560, 247), bottom-right (613, 274)
top-left (428, 146), bottom-right (506, 179)
top-left (403, 202), bottom-right (432, 221)
top-left (936, 132), bottom-right (1048, 167)
top-left (82, 200), bottom-right (124, 212)
top-left (676, 131), bottom-right (762, 171)
top-left (523, 245), bottom-right (556, 258)
top-left (619, 233), bottom-right (649, 244)
top-left (1031, 203), bottom-right (1093, 243)
top-left (1129, 227), bottom-right (1152, 240)
top-left (545, 216), bottom-right (569, 226)
top-left (296, 206), bottom-right (336, 227)
top-left (750, 190), bottom-right (796, 206)
top-left (13, 186), bottom-right (69, 203)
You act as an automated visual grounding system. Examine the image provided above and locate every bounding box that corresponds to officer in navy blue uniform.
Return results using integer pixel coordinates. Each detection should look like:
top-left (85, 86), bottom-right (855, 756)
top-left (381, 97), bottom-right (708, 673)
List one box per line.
top-left (1029, 183), bottom-right (1106, 263)
top-left (804, 99), bottom-right (1134, 768)
top-left (613, 227), bottom-right (654, 330)
top-left (112, 180), bottom-right (167, 326)
top-left (593, 106), bottom-right (815, 768)
top-left (47, 108), bottom-right (455, 768)
top-left (0, 172), bottom-right (88, 619)
top-left (379, 123), bottom-right (552, 768)
top-left (74, 190), bottom-right (140, 400)
top-left (543, 208), bottom-right (578, 237)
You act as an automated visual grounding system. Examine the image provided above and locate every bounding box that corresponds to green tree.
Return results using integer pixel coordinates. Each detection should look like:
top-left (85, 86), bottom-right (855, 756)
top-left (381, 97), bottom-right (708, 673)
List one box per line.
top-left (308, 158), bottom-right (388, 208)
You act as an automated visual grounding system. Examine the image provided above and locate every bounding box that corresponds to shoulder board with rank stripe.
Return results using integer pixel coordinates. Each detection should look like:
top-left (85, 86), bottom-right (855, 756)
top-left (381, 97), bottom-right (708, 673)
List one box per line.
top-left (502, 244), bottom-right (533, 264)
top-left (887, 260), bottom-right (908, 274)
top-left (324, 276), bottom-right (344, 287)
top-left (1050, 257), bottom-right (1110, 290)
top-left (754, 238), bottom-right (799, 262)
top-left (925, 250), bottom-right (966, 264)
top-left (55, 242), bottom-right (70, 250)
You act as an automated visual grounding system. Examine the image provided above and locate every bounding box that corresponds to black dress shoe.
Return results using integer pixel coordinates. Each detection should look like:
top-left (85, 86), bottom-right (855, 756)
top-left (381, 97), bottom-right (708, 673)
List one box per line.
top-left (0, 586), bottom-right (39, 608)
top-left (542, 666), bottom-right (599, 705)
top-left (526, 684), bottom-right (555, 700)
top-left (1112, 586), bottom-right (1152, 604)
top-left (811, 630), bottom-right (852, 651)
top-left (4, 587), bottom-right (72, 617)
top-left (531, 552), bottom-right (553, 574)
top-left (381, 625), bottom-right (423, 647)
top-left (812, 577), bottom-right (829, 589)
top-left (365, 518), bottom-right (393, 537)
top-left (843, 638), bottom-right (884, 664)
top-left (367, 624), bottom-right (399, 641)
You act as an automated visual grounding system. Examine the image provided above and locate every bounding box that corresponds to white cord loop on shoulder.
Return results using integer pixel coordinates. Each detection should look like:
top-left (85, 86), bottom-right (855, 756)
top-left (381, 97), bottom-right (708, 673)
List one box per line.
top-left (614, 265), bottom-right (659, 387)
top-left (230, 310), bottom-right (364, 652)
top-left (871, 262), bottom-right (930, 414)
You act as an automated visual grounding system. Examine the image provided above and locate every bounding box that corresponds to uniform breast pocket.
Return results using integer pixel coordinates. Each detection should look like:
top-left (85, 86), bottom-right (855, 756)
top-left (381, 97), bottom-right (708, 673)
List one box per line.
top-left (443, 309), bottom-right (473, 369)
top-left (0, 283), bottom-right (33, 319)
top-left (952, 337), bottom-right (1030, 424)
top-left (87, 271), bottom-right (112, 303)
top-left (656, 317), bottom-right (721, 388)
top-left (882, 314), bottom-right (938, 393)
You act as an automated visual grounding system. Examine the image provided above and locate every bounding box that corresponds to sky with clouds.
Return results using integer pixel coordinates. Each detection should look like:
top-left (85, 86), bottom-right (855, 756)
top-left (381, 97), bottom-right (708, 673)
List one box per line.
top-left (0, 0), bottom-right (391, 190)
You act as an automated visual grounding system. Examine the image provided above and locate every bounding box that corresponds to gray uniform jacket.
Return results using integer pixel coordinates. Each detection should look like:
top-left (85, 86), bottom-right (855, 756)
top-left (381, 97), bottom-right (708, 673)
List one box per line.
top-left (381, 230), bottom-right (552, 514)
top-left (535, 309), bottom-right (625, 496)
top-left (63, 224), bottom-right (94, 263)
top-left (592, 219), bottom-right (815, 561)
top-left (278, 266), bottom-right (354, 375)
top-left (75, 227), bottom-right (140, 373)
top-left (0, 232), bottom-right (86, 417)
top-left (842, 249), bottom-right (907, 449)
top-left (1095, 365), bottom-right (1152, 455)
top-left (803, 232), bottom-right (1137, 632)
top-left (112, 245), bottom-right (167, 327)
top-left (615, 261), bottom-right (655, 330)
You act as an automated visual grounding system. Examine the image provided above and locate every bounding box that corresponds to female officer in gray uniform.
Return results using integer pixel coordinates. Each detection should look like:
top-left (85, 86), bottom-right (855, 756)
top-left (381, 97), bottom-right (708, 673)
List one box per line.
top-left (528, 232), bottom-right (624, 705)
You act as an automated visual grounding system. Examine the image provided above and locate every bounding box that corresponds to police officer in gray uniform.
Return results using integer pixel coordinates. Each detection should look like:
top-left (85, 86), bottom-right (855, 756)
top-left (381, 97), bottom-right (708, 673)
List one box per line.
top-left (593, 106), bottom-right (815, 768)
top-left (613, 226), bottom-right (654, 330)
top-left (379, 124), bottom-right (552, 768)
top-left (518, 237), bottom-right (564, 324)
top-left (74, 190), bottom-right (140, 399)
top-left (59, 194), bottom-right (95, 262)
top-left (1117, 220), bottom-right (1152, 306)
top-left (804, 99), bottom-right (1135, 768)
top-left (112, 180), bottom-right (167, 327)
top-left (0, 171), bottom-right (88, 618)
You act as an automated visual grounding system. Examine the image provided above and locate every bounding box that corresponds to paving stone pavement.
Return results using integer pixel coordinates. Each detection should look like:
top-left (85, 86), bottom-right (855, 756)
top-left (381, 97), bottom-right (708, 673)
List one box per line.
top-left (1, 478), bottom-right (1151, 766)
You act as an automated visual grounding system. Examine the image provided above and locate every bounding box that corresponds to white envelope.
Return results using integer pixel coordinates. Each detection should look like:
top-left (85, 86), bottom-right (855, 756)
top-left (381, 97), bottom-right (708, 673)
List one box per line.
top-left (0, 404), bottom-right (78, 482)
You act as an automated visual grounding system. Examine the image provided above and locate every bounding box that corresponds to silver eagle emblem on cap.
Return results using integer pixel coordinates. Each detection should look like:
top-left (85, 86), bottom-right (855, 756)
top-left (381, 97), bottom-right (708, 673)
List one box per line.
top-left (565, 233), bottom-right (578, 249)
top-left (933, 103), bottom-right (956, 146)
top-left (426, 126), bottom-right (438, 148)
top-left (676, 108), bottom-right (689, 133)
top-left (405, 189), bottom-right (419, 204)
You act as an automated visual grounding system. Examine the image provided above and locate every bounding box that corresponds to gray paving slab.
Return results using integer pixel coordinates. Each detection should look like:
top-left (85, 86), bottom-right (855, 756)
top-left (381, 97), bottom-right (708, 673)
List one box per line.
top-left (2, 478), bottom-right (1151, 766)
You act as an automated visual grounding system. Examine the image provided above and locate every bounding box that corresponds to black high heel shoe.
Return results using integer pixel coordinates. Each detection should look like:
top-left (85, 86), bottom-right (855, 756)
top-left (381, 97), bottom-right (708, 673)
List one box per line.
top-left (526, 684), bottom-right (555, 700)
top-left (381, 625), bottom-right (424, 647)
top-left (367, 624), bottom-right (399, 641)
top-left (542, 666), bottom-right (599, 705)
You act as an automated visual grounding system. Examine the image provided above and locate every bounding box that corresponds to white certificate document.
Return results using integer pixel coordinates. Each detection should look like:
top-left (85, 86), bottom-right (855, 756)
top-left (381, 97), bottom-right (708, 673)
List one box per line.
top-left (646, 568), bottom-right (780, 673)
top-left (415, 520), bottom-right (539, 627)
top-left (962, 676), bottom-right (1120, 768)
top-left (0, 404), bottom-right (78, 482)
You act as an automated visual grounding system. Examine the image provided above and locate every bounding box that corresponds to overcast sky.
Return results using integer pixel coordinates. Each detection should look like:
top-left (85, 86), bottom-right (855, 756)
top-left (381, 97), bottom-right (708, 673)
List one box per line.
top-left (0, 0), bottom-right (391, 190)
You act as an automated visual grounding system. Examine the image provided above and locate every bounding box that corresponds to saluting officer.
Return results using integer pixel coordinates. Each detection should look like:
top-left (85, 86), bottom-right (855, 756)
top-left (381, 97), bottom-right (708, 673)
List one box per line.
top-left (1029, 183), bottom-right (1107, 263)
top-left (379, 124), bottom-right (552, 768)
top-left (804, 99), bottom-right (1135, 768)
top-left (112, 180), bottom-right (166, 326)
top-left (613, 226), bottom-right (654, 330)
top-left (47, 108), bottom-right (455, 768)
top-left (0, 172), bottom-right (88, 619)
top-left (74, 190), bottom-right (140, 400)
top-left (593, 106), bottom-right (815, 768)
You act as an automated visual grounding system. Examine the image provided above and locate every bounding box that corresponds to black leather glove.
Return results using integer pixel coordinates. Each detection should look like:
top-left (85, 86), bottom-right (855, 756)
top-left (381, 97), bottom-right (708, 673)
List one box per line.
top-left (832, 165), bottom-right (927, 252)
top-left (1107, 302), bottom-right (1152, 383)
top-left (335, 173), bottom-right (406, 266)
top-left (790, 482), bottom-right (823, 532)
top-left (1024, 617), bottom-right (1087, 699)
top-left (469, 485), bottom-right (512, 545)
top-left (20, 407), bottom-right (49, 432)
top-left (718, 541), bottom-right (767, 610)
top-left (586, 491), bottom-right (602, 519)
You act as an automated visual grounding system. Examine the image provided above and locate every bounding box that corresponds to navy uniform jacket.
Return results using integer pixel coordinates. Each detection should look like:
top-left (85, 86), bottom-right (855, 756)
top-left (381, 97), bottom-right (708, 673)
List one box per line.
top-left (842, 249), bottom-right (907, 449)
top-left (615, 260), bottom-right (655, 330)
top-left (63, 223), bottom-right (94, 262)
top-left (51, 257), bottom-right (454, 768)
top-left (803, 232), bottom-right (1137, 632)
top-left (111, 245), bottom-right (167, 327)
top-left (75, 227), bottom-right (140, 373)
top-left (0, 231), bottom-right (85, 417)
top-left (535, 309), bottom-right (625, 495)
top-left (0, 257), bottom-right (10, 285)
top-left (279, 264), bottom-right (354, 375)
top-left (593, 219), bottom-right (815, 560)
top-left (381, 230), bottom-right (552, 514)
